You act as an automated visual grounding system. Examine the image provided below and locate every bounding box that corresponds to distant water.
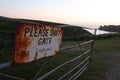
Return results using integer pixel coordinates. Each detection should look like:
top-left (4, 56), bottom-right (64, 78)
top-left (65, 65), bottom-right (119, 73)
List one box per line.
top-left (83, 26), bottom-right (110, 35)
top-left (84, 29), bottom-right (110, 35)
top-left (75, 24), bottom-right (111, 35)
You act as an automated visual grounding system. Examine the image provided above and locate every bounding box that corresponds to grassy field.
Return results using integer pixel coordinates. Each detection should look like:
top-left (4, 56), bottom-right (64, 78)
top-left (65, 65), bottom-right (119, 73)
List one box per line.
top-left (0, 37), bottom-right (120, 80)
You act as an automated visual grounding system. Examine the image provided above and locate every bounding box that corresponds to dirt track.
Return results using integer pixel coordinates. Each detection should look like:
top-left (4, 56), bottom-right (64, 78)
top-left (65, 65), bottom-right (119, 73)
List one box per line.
top-left (106, 52), bottom-right (120, 80)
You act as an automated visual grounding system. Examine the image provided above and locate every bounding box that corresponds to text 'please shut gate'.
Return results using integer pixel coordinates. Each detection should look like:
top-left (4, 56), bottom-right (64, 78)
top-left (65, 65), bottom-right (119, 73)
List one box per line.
top-left (14, 23), bottom-right (63, 64)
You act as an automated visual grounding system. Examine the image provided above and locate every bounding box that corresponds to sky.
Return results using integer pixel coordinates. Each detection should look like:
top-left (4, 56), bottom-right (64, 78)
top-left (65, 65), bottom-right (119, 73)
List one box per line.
top-left (0, 0), bottom-right (120, 29)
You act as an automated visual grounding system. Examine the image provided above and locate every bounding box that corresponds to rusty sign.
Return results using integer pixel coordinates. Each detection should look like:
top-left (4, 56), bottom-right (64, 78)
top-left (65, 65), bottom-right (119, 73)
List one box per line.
top-left (14, 23), bottom-right (63, 64)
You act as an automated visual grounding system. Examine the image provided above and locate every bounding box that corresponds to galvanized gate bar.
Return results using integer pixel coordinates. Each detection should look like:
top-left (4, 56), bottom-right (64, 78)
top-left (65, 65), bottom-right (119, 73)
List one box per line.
top-left (33, 57), bottom-right (51, 80)
top-left (68, 62), bottom-right (89, 80)
top-left (58, 56), bottom-right (90, 80)
top-left (0, 73), bottom-right (26, 80)
top-left (80, 40), bottom-right (93, 46)
top-left (37, 49), bottom-right (91, 80)
top-left (0, 61), bottom-right (12, 69)
top-left (60, 45), bottom-right (80, 51)
top-left (73, 65), bottom-right (88, 80)
top-left (60, 40), bottom-right (93, 51)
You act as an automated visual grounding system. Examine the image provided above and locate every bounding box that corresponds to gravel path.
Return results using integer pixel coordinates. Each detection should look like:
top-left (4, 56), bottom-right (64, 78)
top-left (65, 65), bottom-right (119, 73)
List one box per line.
top-left (106, 52), bottom-right (120, 80)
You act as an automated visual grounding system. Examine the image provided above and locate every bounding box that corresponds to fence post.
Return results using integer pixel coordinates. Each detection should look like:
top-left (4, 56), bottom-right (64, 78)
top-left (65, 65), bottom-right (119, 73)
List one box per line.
top-left (90, 29), bottom-right (97, 62)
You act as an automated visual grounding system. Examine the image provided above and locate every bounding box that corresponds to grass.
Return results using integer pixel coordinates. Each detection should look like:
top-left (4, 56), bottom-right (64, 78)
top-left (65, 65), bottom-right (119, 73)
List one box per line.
top-left (94, 37), bottom-right (120, 51)
top-left (0, 37), bottom-right (120, 80)
top-left (79, 37), bottom-right (120, 80)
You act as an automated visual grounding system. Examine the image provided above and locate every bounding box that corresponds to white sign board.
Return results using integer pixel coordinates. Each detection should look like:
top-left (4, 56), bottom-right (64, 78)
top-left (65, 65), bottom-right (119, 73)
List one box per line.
top-left (14, 23), bottom-right (63, 64)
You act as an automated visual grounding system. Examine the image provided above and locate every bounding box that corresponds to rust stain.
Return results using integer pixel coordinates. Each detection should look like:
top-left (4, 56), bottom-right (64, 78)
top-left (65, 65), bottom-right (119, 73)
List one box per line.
top-left (55, 50), bottom-right (59, 55)
top-left (58, 28), bottom-right (63, 50)
top-left (14, 24), bottom-right (32, 64)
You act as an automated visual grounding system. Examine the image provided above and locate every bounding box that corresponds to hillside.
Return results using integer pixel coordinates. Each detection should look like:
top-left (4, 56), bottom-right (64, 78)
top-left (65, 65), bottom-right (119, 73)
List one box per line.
top-left (0, 21), bottom-right (92, 41)
top-left (62, 26), bottom-right (92, 37)
top-left (99, 25), bottom-right (120, 32)
top-left (62, 26), bottom-right (92, 41)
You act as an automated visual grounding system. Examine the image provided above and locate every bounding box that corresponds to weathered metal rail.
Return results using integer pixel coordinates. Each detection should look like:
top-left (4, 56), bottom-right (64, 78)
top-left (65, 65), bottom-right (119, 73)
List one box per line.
top-left (60, 40), bottom-right (93, 51)
top-left (0, 61), bottom-right (12, 69)
top-left (0, 73), bottom-right (26, 80)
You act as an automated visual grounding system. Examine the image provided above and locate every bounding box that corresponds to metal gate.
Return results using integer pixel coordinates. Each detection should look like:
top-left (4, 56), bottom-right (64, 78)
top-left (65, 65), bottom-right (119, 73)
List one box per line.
top-left (0, 16), bottom-right (97, 80)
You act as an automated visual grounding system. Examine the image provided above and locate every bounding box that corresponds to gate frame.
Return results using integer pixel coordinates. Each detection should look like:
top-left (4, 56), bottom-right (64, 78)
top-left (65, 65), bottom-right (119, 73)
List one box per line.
top-left (0, 16), bottom-right (97, 80)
